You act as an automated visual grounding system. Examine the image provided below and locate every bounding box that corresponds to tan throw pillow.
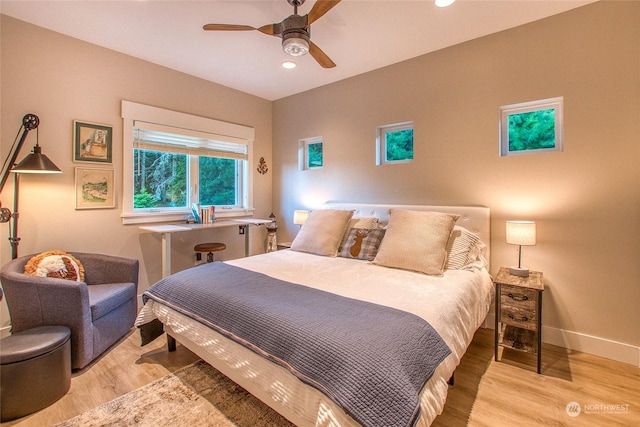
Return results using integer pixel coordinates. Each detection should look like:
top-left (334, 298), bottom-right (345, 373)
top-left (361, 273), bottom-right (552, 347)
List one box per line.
top-left (339, 217), bottom-right (379, 249)
top-left (372, 210), bottom-right (459, 275)
top-left (24, 250), bottom-right (85, 282)
top-left (339, 228), bottom-right (386, 260)
top-left (290, 209), bottom-right (355, 256)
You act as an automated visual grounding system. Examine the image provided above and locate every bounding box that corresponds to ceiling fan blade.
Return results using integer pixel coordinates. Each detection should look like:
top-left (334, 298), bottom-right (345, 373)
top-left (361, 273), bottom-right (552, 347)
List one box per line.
top-left (203, 23), bottom-right (278, 37)
top-left (257, 24), bottom-right (278, 36)
top-left (308, 0), bottom-right (341, 25)
top-left (309, 41), bottom-right (336, 68)
top-left (203, 24), bottom-right (258, 31)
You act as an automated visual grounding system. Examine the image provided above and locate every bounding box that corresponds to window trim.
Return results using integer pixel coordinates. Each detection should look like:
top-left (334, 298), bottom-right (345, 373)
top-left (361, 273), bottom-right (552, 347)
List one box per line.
top-left (499, 97), bottom-right (564, 157)
top-left (121, 101), bottom-right (255, 224)
top-left (298, 136), bottom-right (323, 170)
top-left (376, 121), bottom-right (414, 165)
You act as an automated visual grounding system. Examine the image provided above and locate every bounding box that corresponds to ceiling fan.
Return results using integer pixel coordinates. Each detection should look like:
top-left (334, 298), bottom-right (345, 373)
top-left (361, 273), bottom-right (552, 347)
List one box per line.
top-left (203, 0), bottom-right (340, 68)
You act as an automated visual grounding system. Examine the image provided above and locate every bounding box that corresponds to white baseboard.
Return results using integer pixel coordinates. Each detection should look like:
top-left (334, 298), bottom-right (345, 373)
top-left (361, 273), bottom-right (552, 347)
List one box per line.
top-left (484, 313), bottom-right (640, 367)
top-left (542, 325), bottom-right (639, 367)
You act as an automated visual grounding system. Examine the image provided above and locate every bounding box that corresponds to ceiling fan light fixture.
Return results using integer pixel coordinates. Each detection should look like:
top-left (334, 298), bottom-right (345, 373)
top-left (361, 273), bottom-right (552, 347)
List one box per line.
top-left (282, 33), bottom-right (309, 57)
top-left (435, 0), bottom-right (456, 7)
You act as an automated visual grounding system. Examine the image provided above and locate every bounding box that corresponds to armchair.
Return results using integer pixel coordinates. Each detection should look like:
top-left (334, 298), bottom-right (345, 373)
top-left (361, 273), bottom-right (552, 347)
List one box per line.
top-left (0, 252), bottom-right (138, 370)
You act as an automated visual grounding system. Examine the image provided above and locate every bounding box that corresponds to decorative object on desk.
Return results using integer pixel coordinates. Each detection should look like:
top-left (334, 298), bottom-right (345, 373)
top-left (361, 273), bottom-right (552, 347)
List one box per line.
top-left (0, 114), bottom-right (62, 259)
top-left (293, 209), bottom-right (309, 227)
top-left (191, 203), bottom-right (201, 223)
top-left (195, 204), bottom-right (215, 224)
top-left (73, 120), bottom-right (112, 163)
top-left (257, 156), bottom-right (269, 174)
top-left (266, 212), bottom-right (278, 252)
top-left (75, 167), bottom-right (115, 209)
top-left (506, 220), bottom-right (536, 277)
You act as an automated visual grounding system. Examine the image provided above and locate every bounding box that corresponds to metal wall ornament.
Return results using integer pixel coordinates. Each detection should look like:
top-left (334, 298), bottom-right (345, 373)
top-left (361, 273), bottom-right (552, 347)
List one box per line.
top-left (257, 157), bottom-right (269, 174)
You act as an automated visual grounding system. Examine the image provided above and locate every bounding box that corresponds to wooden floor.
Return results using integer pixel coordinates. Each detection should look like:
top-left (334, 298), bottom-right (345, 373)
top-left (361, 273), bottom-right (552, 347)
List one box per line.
top-left (2, 328), bottom-right (638, 426)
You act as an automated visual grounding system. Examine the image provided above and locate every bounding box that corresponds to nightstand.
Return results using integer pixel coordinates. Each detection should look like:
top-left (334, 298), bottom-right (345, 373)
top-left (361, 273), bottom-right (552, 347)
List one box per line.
top-left (494, 266), bottom-right (544, 373)
top-left (277, 241), bottom-right (292, 250)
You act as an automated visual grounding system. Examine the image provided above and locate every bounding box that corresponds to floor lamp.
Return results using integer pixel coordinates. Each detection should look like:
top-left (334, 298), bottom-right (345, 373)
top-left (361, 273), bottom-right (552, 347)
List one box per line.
top-left (0, 114), bottom-right (62, 259)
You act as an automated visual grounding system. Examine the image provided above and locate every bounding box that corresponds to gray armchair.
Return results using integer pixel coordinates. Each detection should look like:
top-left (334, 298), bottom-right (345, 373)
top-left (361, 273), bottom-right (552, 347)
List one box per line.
top-left (0, 252), bottom-right (138, 370)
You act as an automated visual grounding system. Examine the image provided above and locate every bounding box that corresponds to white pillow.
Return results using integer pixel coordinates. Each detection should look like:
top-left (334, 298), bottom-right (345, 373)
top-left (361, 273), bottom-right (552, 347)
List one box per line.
top-left (445, 226), bottom-right (482, 270)
top-left (372, 209), bottom-right (459, 275)
top-left (290, 209), bottom-right (355, 256)
top-left (346, 217), bottom-right (379, 229)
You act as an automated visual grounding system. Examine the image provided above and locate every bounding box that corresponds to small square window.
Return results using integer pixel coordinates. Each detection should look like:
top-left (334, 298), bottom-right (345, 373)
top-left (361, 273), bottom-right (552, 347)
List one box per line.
top-left (500, 97), bottom-right (563, 156)
top-left (299, 137), bottom-right (323, 170)
top-left (376, 122), bottom-right (414, 165)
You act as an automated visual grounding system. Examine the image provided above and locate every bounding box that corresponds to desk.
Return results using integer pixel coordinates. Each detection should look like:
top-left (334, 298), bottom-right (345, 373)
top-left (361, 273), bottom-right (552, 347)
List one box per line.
top-left (140, 218), bottom-right (270, 277)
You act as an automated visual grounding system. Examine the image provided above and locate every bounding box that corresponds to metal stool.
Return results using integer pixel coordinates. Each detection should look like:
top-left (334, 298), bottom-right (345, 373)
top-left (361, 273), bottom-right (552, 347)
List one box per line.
top-left (194, 242), bottom-right (226, 263)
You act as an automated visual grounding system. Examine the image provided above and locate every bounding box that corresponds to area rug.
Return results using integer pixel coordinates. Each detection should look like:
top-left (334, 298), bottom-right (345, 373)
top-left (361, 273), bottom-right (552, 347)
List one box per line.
top-left (54, 360), bottom-right (294, 427)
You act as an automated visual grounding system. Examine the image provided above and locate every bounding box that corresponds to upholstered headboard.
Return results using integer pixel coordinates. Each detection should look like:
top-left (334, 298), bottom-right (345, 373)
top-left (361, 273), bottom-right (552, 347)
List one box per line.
top-left (322, 202), bottom-right (491, 268)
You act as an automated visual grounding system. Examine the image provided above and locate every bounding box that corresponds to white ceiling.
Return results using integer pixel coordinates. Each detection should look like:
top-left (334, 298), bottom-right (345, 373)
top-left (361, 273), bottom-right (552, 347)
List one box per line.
top-left (1, 0), bottom-right (595, 100)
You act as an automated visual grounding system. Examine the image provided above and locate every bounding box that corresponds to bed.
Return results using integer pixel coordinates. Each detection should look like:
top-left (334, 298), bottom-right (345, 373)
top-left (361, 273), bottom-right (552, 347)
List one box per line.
top-left (137, 203), bottom-right (493, 427)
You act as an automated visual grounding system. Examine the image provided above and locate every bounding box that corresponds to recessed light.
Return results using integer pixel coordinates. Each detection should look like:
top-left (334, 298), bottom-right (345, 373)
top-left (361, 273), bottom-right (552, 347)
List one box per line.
top-left (435, 0), bottom-right (455, 7)
top-left (282, 61), bottom-right (297, 69)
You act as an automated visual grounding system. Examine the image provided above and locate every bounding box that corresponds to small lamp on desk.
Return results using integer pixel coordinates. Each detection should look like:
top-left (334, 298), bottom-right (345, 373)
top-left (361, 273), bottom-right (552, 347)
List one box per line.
top-left (506, 220), bottom-right (536, 277)
top-left (293, 210), bottom-right (309, 227)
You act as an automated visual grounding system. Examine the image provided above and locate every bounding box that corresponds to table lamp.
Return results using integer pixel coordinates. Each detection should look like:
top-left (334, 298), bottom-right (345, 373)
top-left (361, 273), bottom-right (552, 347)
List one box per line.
top-left (506, 220), bottom-right (536, 277)
top-left (293, 210), bottom-right (309, 227)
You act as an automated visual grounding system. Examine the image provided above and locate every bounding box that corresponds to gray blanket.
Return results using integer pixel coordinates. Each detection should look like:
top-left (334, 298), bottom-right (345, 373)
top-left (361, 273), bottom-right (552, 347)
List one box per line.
top-left (143, 262), bottom-right (451, 427)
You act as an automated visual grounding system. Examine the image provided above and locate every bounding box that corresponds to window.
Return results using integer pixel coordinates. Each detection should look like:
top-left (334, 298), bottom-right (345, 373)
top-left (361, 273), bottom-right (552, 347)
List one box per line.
top-left (376, 122), bottom-right (414, 165)
top-left (500, 97), bottom-right (563, 156)
top-left (299, 136), bottom-right (323, 170)
top-left (121, 101), bottom-right (254, 224)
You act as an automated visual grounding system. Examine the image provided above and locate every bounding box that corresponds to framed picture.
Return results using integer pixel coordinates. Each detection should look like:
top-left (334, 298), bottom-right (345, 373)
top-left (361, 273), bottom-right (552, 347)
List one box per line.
top-left (499, 97), bottom-right (563, 157)
top-left (74, 121), bottom-right (113, 163)
top-left (75, 167), bottom-right (115, 209)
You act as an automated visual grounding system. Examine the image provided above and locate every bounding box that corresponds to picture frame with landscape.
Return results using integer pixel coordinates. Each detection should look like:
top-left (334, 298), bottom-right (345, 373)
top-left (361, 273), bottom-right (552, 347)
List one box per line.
top-left (75, 167), bottom-right (115, 209)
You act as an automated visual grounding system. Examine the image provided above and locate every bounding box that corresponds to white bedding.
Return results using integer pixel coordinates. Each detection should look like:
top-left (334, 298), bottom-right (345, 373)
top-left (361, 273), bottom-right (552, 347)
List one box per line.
top-left (141, 249), bottom-right (494, 426)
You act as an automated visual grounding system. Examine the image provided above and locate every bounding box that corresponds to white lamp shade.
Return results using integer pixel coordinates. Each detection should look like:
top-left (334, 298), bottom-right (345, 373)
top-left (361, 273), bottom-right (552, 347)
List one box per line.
top-left (293, 210), bottom-right (309, 225)
top-left (506, 221), bottom-right (536, 246)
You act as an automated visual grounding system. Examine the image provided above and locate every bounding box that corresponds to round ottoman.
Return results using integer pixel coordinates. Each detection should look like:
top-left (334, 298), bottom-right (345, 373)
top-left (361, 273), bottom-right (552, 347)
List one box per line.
top-left (0, 325), bottom-right (71, 421)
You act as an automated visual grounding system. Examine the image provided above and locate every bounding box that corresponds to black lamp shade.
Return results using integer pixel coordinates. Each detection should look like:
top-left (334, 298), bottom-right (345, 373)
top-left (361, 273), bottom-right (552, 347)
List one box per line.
top-left (11, 145), bottom-right (62, 174)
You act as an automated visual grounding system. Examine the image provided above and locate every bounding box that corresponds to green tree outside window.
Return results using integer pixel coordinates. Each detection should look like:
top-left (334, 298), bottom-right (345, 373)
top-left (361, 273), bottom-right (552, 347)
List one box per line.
top-left (386, 129), bottom-right (414, 161)
top-left (508, 108), bottom-right (556, 152)
top-left (308, 142), bottom-right (323, 168)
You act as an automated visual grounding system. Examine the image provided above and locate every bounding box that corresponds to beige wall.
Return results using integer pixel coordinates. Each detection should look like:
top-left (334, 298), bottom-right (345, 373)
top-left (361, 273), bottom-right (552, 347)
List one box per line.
top-left (273, 2), bottom-right (639, 363)
top-left (0, 16), bottom-right (273, 329)
top-left (1, 2), bottom-right (638, 365)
